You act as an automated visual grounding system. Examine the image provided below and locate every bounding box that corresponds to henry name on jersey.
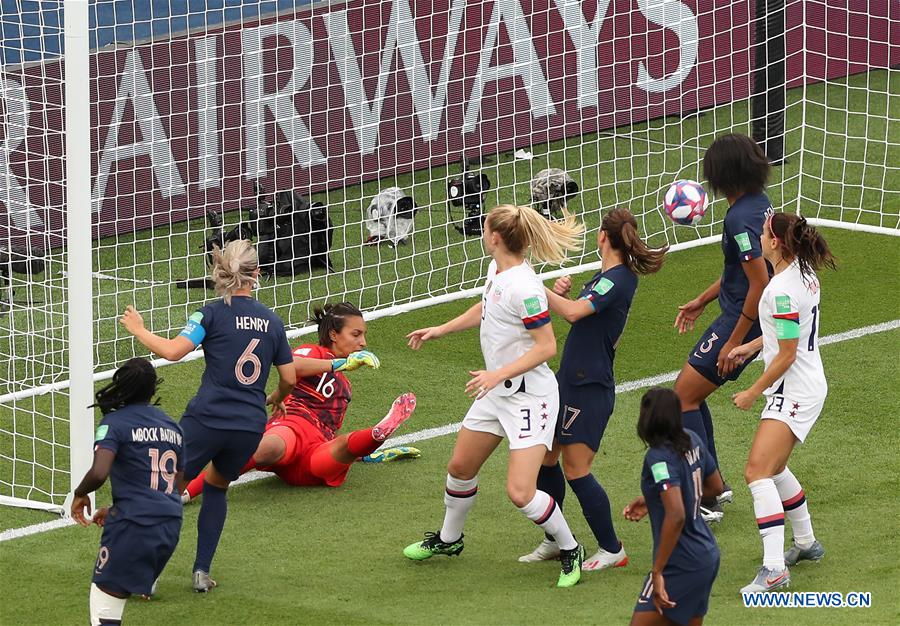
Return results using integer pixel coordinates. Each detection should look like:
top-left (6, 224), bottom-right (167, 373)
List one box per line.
top-left (235, 316), bottom-right (271, 332)
top-left (127, 426), bottom-right (184, 446)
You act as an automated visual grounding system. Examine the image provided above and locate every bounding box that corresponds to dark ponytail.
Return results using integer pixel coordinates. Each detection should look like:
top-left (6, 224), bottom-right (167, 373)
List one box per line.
top-left (768, 213), bottom-right (837, 279)
top-left (601, 208), bottom-right (668, 275)
top-left (91, 358), bottom-right (161, 414)
top-left (637, 387), bottom-right (692, 456)
top-left (312, 302), bottom-right (364, 347)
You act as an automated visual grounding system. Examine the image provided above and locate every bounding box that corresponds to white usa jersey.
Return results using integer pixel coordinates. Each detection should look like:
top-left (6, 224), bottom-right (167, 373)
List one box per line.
top-left (479, 260), bottom-right (557, 397)
top-left (758, 261), bottom-right (827, 402)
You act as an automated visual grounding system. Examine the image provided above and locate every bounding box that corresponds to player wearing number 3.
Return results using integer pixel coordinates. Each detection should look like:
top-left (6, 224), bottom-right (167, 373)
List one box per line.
top-left (403, 204), bottom-right (588, 588)
top-left (728, 214), bottom-right (835, 593)
top-left (181, 302), bottom-right (417, 499)
top-left (71, 358), bottom-right (184, 626)
top-left (119, 240), bottom-right (296, 592)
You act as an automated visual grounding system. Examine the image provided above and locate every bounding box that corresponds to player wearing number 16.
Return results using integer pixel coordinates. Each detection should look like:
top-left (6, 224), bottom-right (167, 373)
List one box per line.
top-left (403, 204), bottom-right (587, 588)
top-left (119, 240), bottom-right (296, 592)
top-left (70, 358), bottom-right (184, 626)
top-left (728, 214), bottom-right (835, 594)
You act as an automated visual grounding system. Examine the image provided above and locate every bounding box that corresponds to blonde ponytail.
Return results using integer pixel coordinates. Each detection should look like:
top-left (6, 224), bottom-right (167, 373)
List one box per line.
top-left (210, 239), bottom-right (258, 304)
top-left (486, 204), bottom-right (584, 264)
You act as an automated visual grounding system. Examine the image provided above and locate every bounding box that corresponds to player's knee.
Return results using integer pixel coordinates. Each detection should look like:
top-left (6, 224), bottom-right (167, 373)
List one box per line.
top-left (446, 460), bottom-right (477, 481)
top-left (744, 459), bottom-right (769, 484)
top-left (561, 459), bottom-right (590, 482)
top-left (506, 482), bottom-right (536, 508)
top-left (254, 434), bottom-right (286, 466)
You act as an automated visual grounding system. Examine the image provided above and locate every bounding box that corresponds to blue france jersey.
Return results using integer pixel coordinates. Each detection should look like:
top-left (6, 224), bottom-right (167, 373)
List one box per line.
top-left (181, 296), bottom-right (293, 433)
top-left (719, 192), bottom-right (773, 320)
top-left (93, 404), bottom-right (184, 524)
top-left (641, 430), bottom-right (719, 572)
top-left (556, 265), bottom-right (637, 388)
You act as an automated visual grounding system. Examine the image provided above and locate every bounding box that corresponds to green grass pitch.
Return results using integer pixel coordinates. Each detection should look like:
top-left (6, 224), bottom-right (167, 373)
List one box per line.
top-left (1, 226), bottom-right (898, 624)
top-left (0, 68), bottom-right (899, 624)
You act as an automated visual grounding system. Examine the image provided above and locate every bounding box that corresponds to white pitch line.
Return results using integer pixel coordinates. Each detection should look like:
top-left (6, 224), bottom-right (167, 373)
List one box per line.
top-left (2, 318), bottom-right (897, 543)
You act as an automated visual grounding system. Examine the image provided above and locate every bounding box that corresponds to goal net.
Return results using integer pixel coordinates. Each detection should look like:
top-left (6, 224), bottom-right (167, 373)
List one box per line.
top-left (1, 0), bottom-right (897, 512)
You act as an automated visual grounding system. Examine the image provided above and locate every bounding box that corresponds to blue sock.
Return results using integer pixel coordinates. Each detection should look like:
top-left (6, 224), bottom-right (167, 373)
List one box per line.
top-left (537, 463), bottom-right (565, 541)
top-left (699, 401), bottom-right (720, 469)
top-left (568, 474), bottom-right (619, 553)
top-left (193, 482), bottom-right (228, 574)
top-left (682, 409), bottom-right (708, 452)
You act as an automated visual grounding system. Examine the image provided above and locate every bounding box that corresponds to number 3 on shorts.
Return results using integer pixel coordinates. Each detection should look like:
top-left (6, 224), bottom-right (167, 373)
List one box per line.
top-left (520, 408), bottom-right (531, 433)
top-left (694, 332), bottom-right (719, 358)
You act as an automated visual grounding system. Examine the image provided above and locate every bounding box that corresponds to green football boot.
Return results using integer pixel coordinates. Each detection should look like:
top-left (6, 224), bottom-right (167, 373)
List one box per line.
top-left (403, 531), bottom-right (464, 560)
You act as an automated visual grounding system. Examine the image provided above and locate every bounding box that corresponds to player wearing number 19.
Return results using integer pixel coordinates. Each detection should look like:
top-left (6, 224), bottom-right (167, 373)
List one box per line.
top-left (119, 239), bottom-right (296, 592)
top-left (70, 358), bottom-right (184, 626)
top-left (624, 388), bottom-right (723, 626)
top-left (404, 204), bottom-right (587, 588)
top-left (728, 214), bottom-right (835, 594)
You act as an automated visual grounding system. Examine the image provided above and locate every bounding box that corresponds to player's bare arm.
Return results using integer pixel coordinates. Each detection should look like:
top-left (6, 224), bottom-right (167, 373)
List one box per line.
top-left (120, 305), bottom-right (195, 361)
top-left (407, 301), bottom-right (483, 349)
top-left (465, 322), bottom-right (556, 399)
top-left (732, 337), bottom-right (798, 410)
top-left (674, 278), bottom-right (720, 334)
top-left (718, 257), bottom-right (769, 376)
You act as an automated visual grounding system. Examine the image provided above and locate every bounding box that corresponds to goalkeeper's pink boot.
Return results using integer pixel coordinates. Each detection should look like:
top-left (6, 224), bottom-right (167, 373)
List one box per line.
top-left (372, 393), bottom-right (416, 441)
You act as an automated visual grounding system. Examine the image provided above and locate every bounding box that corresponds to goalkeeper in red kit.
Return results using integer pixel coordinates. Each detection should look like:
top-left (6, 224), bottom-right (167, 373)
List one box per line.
top-left (183, 302), bottom-right (417, 500)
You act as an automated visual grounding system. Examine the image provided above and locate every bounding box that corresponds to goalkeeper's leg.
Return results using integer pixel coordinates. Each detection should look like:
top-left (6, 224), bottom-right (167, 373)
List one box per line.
top-left (182, 429), bottom-right (295, 502)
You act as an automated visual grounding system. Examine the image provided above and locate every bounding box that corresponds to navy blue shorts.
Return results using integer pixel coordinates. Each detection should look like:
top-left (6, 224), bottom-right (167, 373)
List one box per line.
top-left (180, 415), bottom-right (263, 481)
top-left (633, 560), bottom-right (720, 625)
top-left (687, 315), bottom-right (761, 386)
top-left (556, 383), bottom-right (615, 452)
top-left (92, 516), bottom-right (181, 596)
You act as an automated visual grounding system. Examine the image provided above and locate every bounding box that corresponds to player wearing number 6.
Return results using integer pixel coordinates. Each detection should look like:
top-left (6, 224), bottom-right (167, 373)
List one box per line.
top-left (70, 358), bottom-right (184, 626)
top-left (403, 204), bottom-right (588, 588)
top-left (728, 214), bottom-right (835, 594)
top-left (181, 302), bottom-right (417, 499)
top-left (119, 240), bottom-right (296, 592)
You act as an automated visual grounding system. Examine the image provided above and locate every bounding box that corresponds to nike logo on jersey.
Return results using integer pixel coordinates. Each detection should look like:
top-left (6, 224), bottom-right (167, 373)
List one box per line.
top-left (517, 434), bottom-right (532, 439)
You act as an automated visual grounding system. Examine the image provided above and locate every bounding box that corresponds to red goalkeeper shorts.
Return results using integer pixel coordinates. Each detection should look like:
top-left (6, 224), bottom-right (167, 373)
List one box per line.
top-left (263, 415), bottom-right (351, 487)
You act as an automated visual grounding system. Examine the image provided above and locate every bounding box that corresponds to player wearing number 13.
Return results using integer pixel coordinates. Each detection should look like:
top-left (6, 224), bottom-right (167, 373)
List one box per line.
top-left (119, 240), bottom-right (296, 592)
top-left (70, 358), bottom-right (184, 626)
top-left (728, 214), bottom-right (835, 593)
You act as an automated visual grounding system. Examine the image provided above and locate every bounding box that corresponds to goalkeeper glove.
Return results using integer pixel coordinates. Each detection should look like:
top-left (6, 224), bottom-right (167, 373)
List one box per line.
top-left (331, 350), bottom-right (380, 372)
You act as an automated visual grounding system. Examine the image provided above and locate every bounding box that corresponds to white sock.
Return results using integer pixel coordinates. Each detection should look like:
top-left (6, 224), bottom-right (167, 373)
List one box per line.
top-left (773, 467), bottom-right (815, 547)
top-left (518, 491), bottom-right (577, 551)
top-left (440, 474), bottom-right (477, 543)
top-left (90, 583), bottom-right (126, 626)
top-left (749, 478), bottom-right (786, 571)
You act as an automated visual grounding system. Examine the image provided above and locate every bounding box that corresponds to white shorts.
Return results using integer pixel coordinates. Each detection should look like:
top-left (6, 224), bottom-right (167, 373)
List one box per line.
top-left (760, 394), bottom-right (825, 443)
top-left (462, 389), bottom-right (558, 450)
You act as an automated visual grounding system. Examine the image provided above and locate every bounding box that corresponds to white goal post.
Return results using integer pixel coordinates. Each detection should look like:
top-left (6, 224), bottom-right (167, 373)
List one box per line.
top-left (1, 0), bottom-right (897, 513)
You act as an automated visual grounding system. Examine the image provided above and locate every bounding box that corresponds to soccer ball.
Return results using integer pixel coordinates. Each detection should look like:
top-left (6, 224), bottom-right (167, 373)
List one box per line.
top-left (663, 180), bottom-right (709, 226)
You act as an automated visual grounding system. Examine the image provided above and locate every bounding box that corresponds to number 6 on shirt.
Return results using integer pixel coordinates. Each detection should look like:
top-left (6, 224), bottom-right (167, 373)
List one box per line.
top-left (235, 338), bottom-right (262, 385)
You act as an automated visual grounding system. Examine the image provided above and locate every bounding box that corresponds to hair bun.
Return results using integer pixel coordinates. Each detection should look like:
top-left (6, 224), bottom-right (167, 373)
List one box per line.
top-left (229, 258), bottom-right (241, 273)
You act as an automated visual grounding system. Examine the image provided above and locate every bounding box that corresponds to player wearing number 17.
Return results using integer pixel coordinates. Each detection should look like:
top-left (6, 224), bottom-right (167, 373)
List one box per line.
top-left (119, 240), bottom-right (296, 592)
top-left (404, 204), bottom-right (587, 588)
top-left (70, 358), bottom-right (184, 626)
top-left (728, 214), bottom-right (835, 594)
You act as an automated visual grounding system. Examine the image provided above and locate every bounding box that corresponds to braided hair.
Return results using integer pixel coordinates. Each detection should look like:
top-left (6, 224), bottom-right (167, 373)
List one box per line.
top-left (312, 302), bottom-right (364, 347)
top-left (91, 358), bottom-right (161, 414)
top-left (768, 213), bottom-right (837, 280)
